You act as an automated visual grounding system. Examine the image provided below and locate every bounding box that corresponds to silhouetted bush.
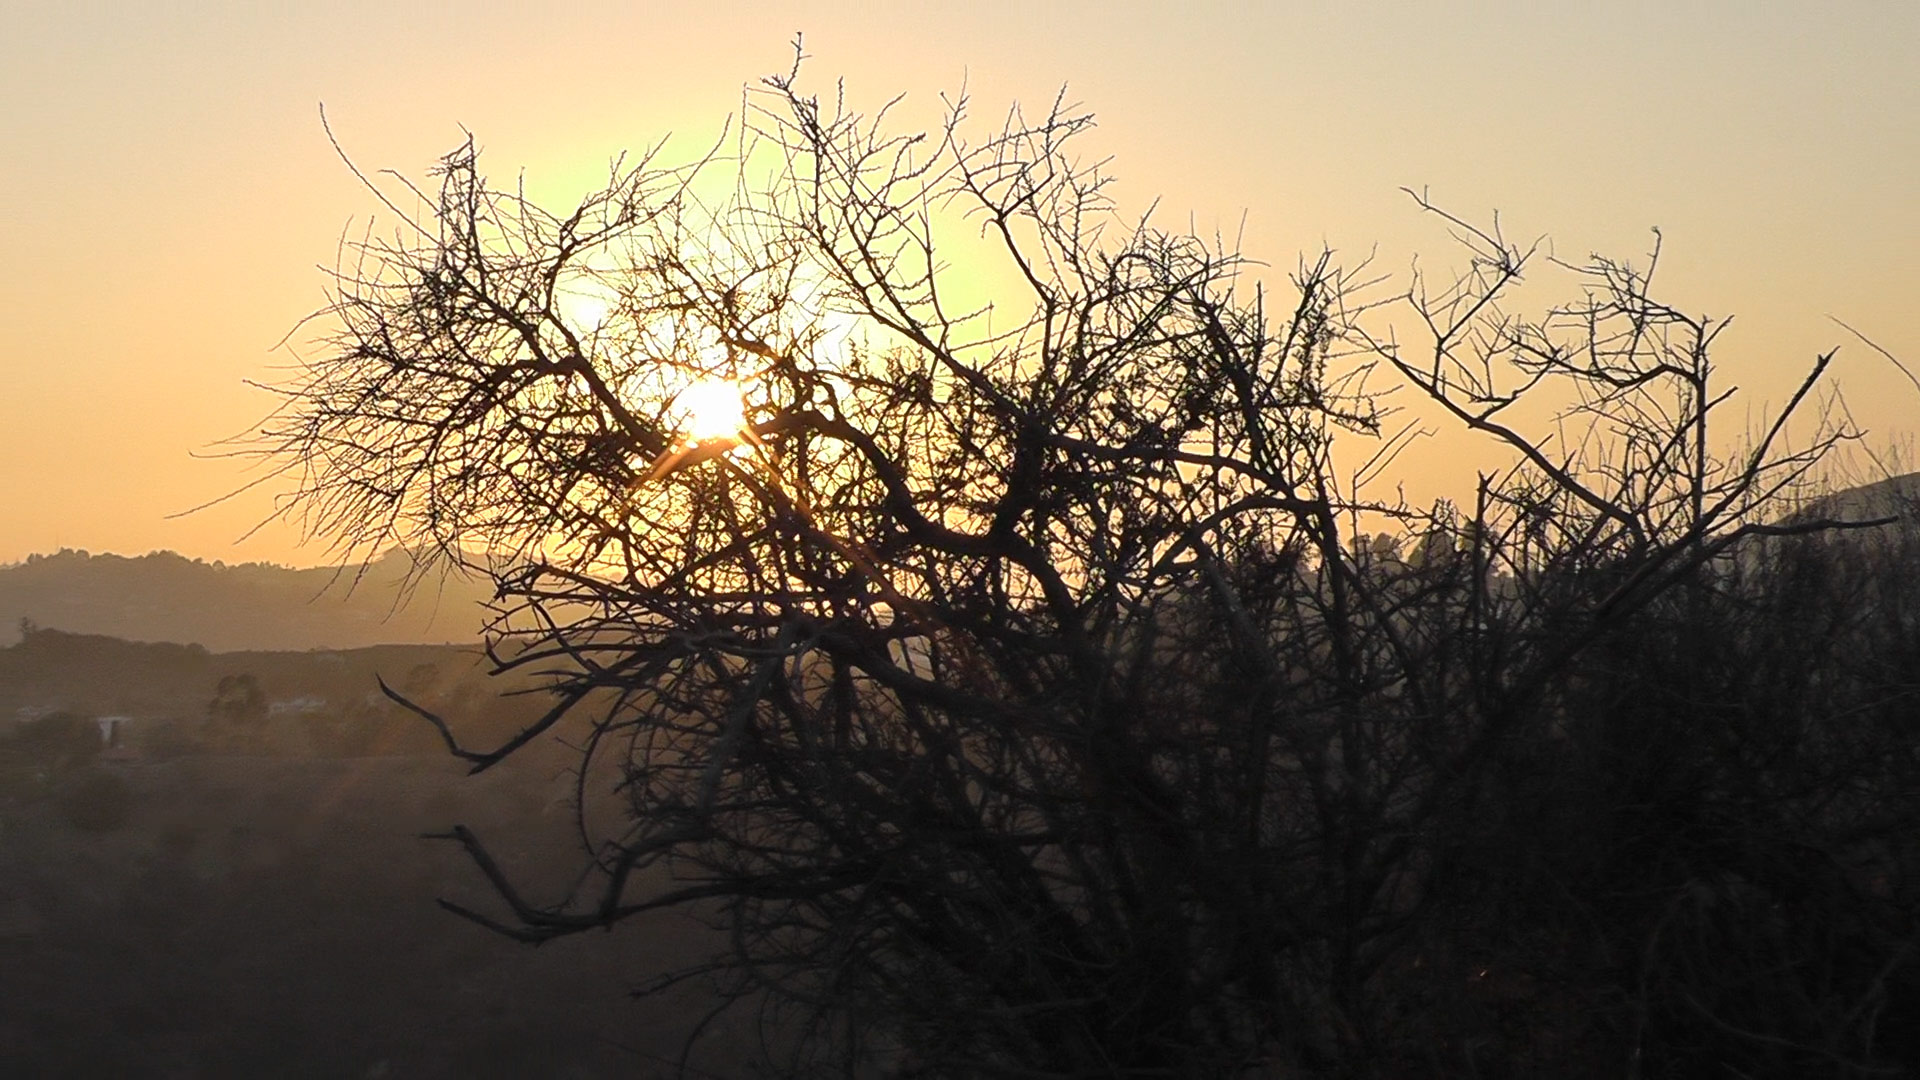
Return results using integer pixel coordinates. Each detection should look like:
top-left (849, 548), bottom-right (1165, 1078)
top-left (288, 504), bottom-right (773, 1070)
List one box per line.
top-left (255, 55), bottom-right (1917, 1077)
top-left (1376, 527), bottom-right (1920, 1077)
top-left (1, 712), bottom-right (101, 803)
top-left (10, 711), bottom-right (101, 771)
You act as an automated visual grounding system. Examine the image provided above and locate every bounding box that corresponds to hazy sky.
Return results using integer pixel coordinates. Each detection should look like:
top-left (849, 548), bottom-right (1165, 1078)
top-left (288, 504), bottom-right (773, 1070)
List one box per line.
top-left (3, 1), bottom-right (1915, 566)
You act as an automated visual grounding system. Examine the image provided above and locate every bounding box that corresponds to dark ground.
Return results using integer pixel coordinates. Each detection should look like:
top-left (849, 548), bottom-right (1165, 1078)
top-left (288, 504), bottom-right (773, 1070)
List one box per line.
top-left (0, 751), bottom-right (756, 1078)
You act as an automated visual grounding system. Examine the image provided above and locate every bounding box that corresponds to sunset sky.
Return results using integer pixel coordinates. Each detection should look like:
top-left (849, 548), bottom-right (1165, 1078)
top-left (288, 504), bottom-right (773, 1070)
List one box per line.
top-left (3, 1), bottom-right (1915, 567)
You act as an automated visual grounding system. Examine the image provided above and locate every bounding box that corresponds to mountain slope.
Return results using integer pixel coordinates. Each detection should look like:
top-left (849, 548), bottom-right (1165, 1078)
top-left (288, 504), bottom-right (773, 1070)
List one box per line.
top-left (0, 548), bottom-right (496, 651)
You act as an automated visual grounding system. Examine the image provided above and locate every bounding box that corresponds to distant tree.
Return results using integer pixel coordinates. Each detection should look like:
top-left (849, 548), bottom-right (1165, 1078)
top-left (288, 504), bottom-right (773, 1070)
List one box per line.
top-left (207, 673), bottom-right (267, 729)
top-left (399, 661), bottom-right (442, 698)
top-left (254, 53), bottom-right (1904, 1076)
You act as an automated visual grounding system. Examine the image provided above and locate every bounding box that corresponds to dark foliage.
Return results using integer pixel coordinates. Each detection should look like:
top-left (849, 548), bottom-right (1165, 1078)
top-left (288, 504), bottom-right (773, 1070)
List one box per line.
top-left (254, 53), bottom-right (1916, 1077)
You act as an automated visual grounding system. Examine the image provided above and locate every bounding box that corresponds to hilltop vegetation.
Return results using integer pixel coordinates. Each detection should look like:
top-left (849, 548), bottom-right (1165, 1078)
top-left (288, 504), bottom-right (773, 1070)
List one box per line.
top-left (0, 547), bottom-right (496, 652)
top-left (0, 625), bottom-right (540, 756)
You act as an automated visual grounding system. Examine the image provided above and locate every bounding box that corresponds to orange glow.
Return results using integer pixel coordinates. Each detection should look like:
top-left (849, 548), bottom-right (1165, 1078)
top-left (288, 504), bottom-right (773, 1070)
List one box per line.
top-left (1, 8), bottom-right (1916, 565)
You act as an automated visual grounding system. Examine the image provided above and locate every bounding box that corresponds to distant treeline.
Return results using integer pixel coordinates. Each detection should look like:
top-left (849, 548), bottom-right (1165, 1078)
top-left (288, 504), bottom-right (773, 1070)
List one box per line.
top-left (0, 626), bottom-right (551, 758)
top-left (0, 547), bottom-right (495, 651)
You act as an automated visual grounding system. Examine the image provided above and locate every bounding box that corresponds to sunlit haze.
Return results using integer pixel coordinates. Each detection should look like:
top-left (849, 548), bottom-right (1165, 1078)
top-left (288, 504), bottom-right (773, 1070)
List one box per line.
top-left (3, 1), bottom-right (1916, 566)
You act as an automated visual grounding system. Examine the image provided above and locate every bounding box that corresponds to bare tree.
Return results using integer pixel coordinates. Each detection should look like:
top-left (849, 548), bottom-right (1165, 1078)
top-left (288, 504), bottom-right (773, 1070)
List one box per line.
top-left (253, 53), bottom-right (1906, 1077)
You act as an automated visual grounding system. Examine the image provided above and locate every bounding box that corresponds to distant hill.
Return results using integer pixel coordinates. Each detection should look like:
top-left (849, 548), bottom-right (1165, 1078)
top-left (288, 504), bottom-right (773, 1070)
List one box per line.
top-left (1790, 470), bottom-right (1920, 527)
top-left (0, 626), bottom-right (555, 758)
top-left (0, 548), bottom-right (497, 651)
top-left (0, 625), bottom-right (484, 725)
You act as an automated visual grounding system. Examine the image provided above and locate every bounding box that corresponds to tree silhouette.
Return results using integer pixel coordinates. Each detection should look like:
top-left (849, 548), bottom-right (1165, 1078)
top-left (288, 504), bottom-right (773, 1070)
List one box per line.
top-left (254, 54), bottom-right (1905, 1076)
top-left (207, 673), bottom-right (267, 729)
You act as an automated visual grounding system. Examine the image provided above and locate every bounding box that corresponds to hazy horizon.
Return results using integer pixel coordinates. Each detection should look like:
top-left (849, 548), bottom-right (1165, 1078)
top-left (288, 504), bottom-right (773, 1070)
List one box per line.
top-left (5, 1), bottom-right (1917, 566)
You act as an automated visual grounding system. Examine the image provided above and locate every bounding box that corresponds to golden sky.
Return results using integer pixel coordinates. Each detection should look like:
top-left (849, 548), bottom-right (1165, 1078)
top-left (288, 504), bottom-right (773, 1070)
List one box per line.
top-left (2, 1), bottom-right (1915, 566)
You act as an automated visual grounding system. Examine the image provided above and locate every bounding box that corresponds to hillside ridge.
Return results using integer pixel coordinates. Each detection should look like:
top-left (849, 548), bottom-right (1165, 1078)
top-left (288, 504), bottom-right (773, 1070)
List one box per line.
top-left (0, 547), bottom-right (495, 652)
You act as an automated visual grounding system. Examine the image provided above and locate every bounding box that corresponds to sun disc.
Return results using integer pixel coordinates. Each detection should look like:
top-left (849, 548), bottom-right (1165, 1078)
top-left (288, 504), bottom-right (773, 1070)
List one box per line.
top-left (680, 378), bottom-right (746, 441)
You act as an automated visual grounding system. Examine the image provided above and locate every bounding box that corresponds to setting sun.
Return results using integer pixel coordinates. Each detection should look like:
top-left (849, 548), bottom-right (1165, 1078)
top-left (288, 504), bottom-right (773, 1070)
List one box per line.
top-left (678, 377), bottom-right (747, 442)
